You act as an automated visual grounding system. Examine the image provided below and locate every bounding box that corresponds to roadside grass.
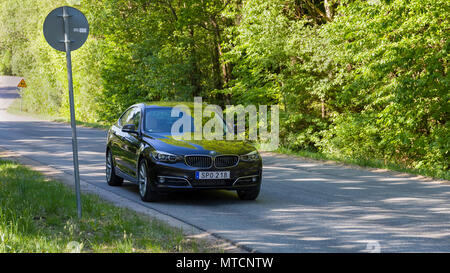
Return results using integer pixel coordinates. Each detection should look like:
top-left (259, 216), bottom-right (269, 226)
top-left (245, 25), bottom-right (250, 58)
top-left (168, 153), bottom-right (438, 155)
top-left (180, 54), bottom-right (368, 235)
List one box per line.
top-left (9, 99), bottom-right (448, 181)
top-left (0, 158), bottom-right (221, 253)
top-left (275, 147), bottom-right (450, 181)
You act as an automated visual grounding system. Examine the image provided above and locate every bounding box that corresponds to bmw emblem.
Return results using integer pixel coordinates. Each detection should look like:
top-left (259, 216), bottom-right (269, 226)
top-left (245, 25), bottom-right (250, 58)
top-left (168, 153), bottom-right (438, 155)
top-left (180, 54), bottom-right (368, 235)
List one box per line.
top-left (209, 151), bottom-right (217, 156)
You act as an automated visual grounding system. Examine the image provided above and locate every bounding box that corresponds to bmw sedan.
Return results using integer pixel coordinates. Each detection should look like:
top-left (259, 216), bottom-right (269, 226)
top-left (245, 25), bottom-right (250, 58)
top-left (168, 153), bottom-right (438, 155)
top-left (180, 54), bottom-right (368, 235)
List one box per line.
top-left (106, 102), bottom-right (262, 202)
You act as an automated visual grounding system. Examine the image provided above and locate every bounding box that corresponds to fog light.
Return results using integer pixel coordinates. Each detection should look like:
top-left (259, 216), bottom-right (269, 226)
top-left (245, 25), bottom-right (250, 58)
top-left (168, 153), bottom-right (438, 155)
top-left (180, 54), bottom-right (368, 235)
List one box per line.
top-left (158, 177), bottom-right (165, 183)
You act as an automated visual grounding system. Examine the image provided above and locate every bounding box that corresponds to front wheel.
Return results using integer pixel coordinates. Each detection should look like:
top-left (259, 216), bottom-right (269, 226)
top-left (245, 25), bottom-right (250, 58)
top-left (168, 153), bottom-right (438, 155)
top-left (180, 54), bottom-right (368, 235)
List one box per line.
top-left (237, 185), bottom-right (260, 201)
top-left (138, 160), bottom-right (160, 202)
top-left (106, 149), bottom-right (123, 186)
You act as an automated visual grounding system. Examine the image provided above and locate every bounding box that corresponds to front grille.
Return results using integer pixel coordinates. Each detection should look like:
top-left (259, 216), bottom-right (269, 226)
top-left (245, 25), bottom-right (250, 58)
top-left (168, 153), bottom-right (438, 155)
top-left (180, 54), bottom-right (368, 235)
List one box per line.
top-left (185, 156), bottom-right (212, 168)
top-left (215, 155), bottom-right (239, 168)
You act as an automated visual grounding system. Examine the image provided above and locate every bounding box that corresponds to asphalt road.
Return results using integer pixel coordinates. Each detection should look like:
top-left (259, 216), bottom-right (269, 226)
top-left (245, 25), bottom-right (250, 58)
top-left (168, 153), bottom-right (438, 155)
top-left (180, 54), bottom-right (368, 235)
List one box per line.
top-left (1, 77), bottom-right (450, 252)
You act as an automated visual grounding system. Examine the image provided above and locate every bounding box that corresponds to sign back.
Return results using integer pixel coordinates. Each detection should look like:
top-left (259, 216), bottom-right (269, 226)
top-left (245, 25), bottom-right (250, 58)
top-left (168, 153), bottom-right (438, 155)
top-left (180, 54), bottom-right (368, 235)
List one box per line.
top-left (43, 6), bottom-right (89, 52)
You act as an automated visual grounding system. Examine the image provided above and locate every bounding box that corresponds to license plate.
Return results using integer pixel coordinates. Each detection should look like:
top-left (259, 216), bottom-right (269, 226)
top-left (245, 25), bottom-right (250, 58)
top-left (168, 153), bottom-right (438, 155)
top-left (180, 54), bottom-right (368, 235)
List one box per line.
top-left (195, 171), bottom-right (230, 180)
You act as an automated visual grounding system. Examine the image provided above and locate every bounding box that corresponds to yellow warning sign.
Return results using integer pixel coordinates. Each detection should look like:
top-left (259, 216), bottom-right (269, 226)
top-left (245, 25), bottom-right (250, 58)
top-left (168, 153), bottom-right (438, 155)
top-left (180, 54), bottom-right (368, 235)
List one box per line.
top-left (17, 79), bottom-right (27, 88)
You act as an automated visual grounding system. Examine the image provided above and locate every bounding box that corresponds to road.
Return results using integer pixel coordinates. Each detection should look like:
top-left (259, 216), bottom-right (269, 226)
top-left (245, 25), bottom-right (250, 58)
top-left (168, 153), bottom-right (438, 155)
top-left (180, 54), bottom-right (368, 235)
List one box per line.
top-left (1, 77), bottom-right (450, 252)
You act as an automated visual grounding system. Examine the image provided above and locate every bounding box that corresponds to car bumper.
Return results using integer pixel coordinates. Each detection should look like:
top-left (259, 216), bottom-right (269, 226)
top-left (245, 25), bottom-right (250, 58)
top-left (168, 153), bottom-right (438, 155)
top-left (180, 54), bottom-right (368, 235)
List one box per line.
top-left (147, 160), bottom-right (262, 191)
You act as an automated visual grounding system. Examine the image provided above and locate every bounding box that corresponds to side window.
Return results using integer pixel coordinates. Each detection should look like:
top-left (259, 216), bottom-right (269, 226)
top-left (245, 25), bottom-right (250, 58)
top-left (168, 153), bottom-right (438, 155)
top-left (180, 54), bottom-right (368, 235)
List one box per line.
top-left (119, 108), bottom-right (134, 127)
top-left (132, 109), bottom-right (141, 129)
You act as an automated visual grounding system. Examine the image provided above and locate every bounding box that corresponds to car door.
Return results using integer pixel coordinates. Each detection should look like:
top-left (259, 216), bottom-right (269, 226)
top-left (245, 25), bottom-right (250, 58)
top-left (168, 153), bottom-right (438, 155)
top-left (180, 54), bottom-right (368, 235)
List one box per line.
top-left (121, 107), bottom-right (142, 178)
top-left (111, 107), bottom-right (135, 175)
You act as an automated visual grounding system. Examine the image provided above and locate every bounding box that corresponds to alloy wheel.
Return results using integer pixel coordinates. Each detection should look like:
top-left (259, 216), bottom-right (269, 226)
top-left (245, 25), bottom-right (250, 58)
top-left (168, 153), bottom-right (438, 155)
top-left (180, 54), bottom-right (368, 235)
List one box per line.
top-left (106, 151), bottom-right (112, 181)
top-left (139, 162), bottom-right (147, 197)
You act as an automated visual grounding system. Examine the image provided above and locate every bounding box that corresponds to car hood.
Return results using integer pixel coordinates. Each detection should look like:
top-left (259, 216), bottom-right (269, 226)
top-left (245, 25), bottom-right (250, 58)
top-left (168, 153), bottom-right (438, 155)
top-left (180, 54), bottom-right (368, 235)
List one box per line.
top-left (142, 133), bottom-right (257, 155)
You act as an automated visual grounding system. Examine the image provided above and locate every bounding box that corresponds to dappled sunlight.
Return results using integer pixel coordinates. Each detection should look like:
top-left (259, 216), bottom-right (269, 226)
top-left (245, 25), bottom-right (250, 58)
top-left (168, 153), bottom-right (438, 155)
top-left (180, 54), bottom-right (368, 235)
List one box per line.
top-left (340, 187), bottom-right (365, 190)
top-left (428, 208), bottom-right (450, 214)
top-left (382, 197), bottom-right (445, 205)
top-left (257, 155), bottom-right (450, 251)
top-left (290, 178), bottom-right (328, 182)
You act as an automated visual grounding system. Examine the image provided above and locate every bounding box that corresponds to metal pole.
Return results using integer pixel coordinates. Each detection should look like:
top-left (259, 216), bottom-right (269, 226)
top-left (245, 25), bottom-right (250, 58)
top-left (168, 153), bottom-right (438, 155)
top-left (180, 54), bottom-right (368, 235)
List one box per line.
top-left (18, 88), bottom-right (22, 111)
top-left (63, 6), bottom-right (82, 219)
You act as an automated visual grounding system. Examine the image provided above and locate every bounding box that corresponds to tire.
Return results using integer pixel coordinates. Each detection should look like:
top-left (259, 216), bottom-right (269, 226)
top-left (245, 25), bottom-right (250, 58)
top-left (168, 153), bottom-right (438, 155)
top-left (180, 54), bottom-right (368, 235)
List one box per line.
top-left (237, 185), bottom-right (260, 201)
top-left (138, 160), bottom-right (160, 202)
top-left (106, 149), bottom-right (124, 186)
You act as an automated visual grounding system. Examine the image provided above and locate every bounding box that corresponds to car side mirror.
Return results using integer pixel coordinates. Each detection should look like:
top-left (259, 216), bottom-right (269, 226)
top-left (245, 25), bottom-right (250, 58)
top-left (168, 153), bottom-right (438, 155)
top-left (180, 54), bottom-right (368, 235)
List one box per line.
top-left (122, 124), bottom-right (137, 134)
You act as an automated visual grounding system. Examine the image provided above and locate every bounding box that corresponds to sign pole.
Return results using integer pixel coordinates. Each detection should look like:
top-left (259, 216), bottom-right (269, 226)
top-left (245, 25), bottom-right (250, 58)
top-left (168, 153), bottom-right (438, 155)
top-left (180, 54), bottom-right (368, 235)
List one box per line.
top-left (19, 87), bottom-right (22, 111)
top-left (63, 6), bottom-right (82, 219)
top-left (44, 6), bottom-right (89, 219)
top-left (16, 79), bottom-right (26, 111)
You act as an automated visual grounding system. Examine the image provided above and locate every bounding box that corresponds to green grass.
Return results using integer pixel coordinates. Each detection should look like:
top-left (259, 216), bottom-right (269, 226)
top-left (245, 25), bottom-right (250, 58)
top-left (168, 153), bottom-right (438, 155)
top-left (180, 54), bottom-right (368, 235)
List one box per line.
top-left (0, 158), bottom-right (221, 253)
top-left (275, 147), bottom-right (450, 181)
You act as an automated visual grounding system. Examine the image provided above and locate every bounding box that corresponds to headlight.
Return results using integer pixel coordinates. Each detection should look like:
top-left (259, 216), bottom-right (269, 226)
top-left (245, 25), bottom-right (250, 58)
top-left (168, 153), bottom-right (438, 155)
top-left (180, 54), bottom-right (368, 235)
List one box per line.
top-left (240, 151), bottom-right (260, 162)
top-left (151, 151), bottom-right (183, 163)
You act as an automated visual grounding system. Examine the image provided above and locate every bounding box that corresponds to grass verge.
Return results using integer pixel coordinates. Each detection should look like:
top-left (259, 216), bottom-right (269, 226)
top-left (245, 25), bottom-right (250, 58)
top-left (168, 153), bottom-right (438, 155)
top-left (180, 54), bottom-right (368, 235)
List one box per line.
top-left (275, 147), bottom-right (449, 181)
top-left (0, 158), bottom-right (221, 253)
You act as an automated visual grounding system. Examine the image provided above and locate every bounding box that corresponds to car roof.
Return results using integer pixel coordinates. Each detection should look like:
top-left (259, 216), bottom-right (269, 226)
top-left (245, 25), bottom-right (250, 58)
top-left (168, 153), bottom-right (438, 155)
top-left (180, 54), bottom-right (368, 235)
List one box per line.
top-left (130, 101), bottom-right (210, 112)
top-left (144, 101), bottom-right (194, 107)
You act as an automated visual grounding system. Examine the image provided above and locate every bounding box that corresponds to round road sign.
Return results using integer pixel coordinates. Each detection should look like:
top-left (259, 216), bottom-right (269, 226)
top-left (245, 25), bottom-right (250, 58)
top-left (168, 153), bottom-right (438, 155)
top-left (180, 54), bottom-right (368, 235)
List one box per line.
top-left (43, 6), bottom-right (89, 52)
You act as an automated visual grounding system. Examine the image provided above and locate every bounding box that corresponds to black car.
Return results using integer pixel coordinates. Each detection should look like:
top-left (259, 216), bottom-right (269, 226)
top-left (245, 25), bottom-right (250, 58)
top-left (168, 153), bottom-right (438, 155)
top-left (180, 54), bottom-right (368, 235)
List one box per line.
top-left (106, 102), bottom-right (262, 202)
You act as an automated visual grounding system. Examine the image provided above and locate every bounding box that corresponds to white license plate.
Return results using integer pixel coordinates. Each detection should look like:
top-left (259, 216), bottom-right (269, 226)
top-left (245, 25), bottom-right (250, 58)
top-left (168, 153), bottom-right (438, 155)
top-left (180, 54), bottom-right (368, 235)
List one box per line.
top-left (195, 171), bottom-right (230, 180)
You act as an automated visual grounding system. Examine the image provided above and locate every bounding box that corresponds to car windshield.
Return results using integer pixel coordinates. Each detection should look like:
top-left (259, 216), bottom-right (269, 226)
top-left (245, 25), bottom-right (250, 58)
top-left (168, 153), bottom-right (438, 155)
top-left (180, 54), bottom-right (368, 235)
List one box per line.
top-left (144, 107), bottom-right (192, 133)
top-left (144, 106), bottom-right (229, 134)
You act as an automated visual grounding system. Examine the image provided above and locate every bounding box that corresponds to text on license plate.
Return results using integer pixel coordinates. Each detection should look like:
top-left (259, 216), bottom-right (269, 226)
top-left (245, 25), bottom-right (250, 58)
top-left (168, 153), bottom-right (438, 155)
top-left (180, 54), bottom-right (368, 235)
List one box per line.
top-left (195, 171), bottom-right (230, 180)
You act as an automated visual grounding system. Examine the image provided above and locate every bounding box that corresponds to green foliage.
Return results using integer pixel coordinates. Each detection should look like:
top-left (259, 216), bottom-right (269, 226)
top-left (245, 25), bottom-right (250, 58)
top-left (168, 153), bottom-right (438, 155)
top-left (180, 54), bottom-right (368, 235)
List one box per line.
top-left (318, 0), bottom-right (450, 176)
top-left (83, 0), bottom-right (236, 121)
top-left (0, 0), bottom-right (448, 177)
top-left (0, 50), bottom-right (12, 74)
top-left (226, 0), bottom-right (449, 177)
top-left (0, 0), bottom-right (103, 120)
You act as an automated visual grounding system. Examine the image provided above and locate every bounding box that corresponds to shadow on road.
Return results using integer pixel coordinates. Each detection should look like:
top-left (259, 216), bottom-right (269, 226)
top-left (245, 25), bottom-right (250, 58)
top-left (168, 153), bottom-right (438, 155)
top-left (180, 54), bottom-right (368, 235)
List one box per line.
top-left (0, 86), bottom-right (19, 100)
top-left (1, 114), bottom-right (450, 252)
top-left (120, 182), bottom-right (240, 203)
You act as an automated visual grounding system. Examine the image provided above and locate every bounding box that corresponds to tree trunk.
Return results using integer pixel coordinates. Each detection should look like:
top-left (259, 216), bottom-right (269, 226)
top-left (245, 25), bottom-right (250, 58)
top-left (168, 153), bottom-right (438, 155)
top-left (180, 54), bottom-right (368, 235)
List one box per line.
top-left (210, 17), bottom-right (230, 87)
top-left (324, 0), bottom-right (334, 21)
top-left (321, 99), bottom-right (325, 118)
top-left (210, 17), bottom-right (231, 105)
top-left (188, 26), bottom-right (201, 97)
top-left (211, 31), bottom-right (223, 90)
